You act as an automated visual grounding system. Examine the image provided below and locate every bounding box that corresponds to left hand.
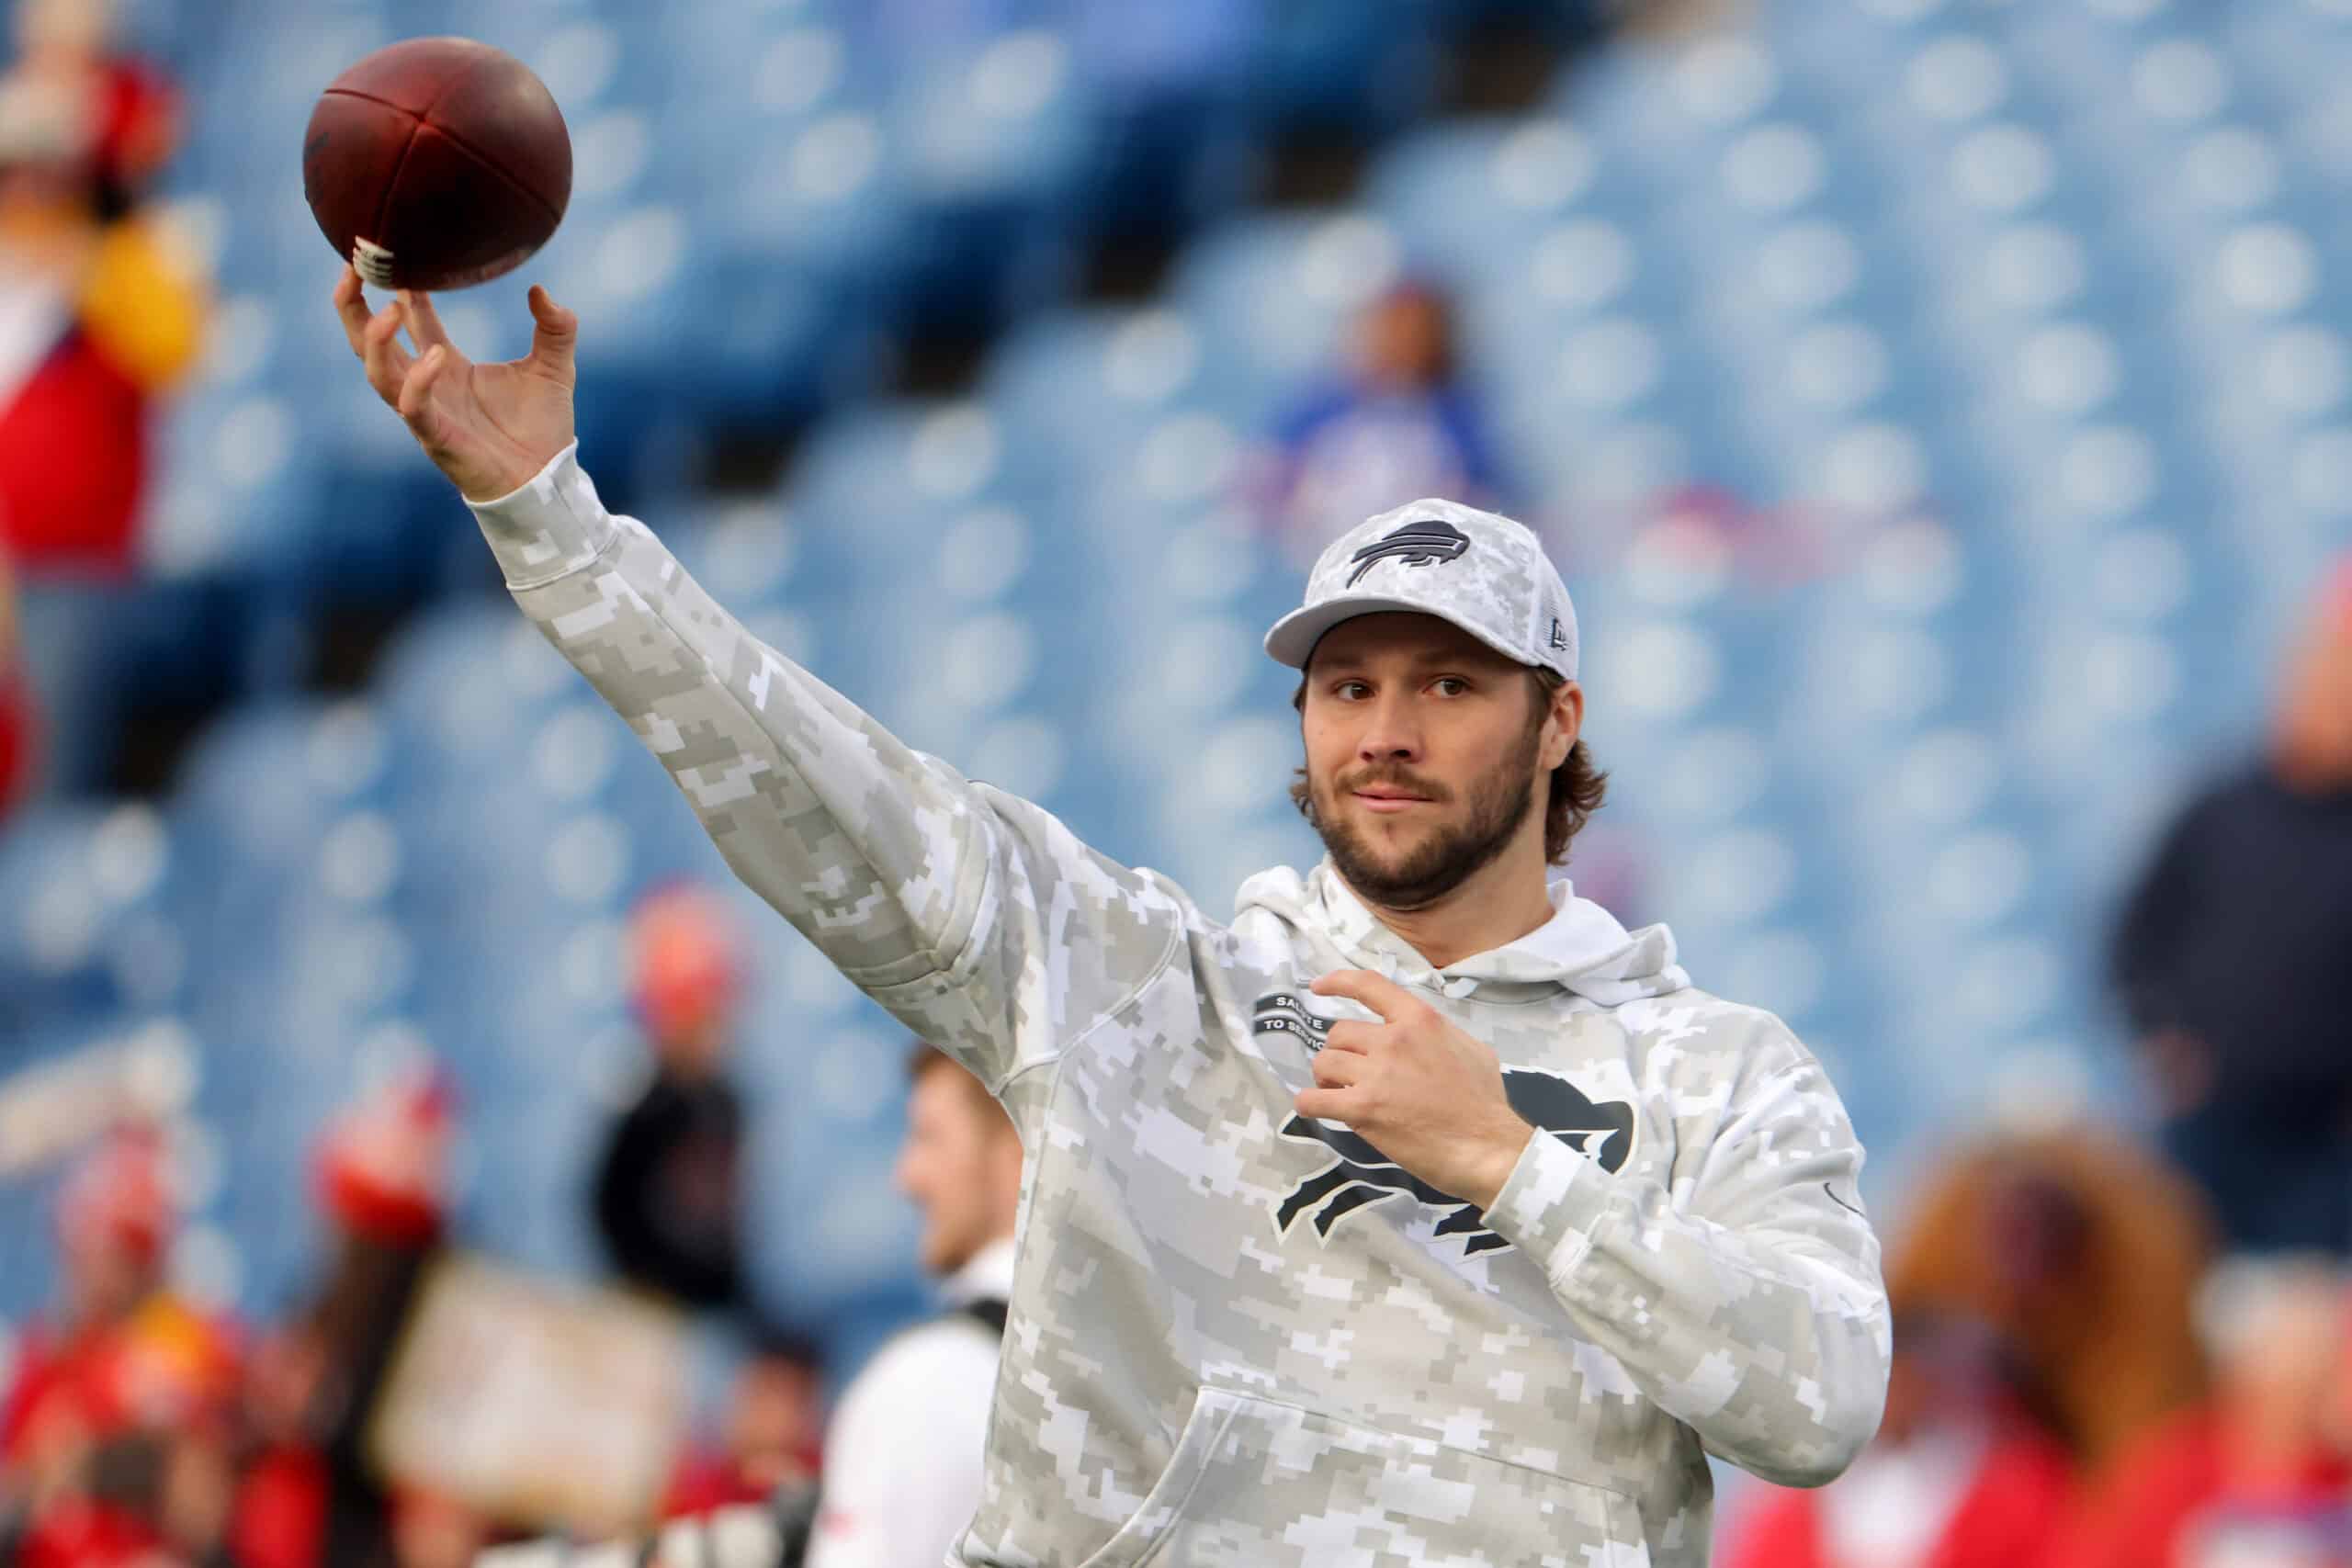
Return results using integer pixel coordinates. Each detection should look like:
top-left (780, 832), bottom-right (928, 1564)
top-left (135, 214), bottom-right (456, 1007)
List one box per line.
top-left (1294, 969), bottom-right (1535, 1213)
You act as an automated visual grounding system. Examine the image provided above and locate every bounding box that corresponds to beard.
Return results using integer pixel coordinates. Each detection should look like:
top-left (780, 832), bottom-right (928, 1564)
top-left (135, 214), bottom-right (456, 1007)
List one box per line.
top-left (1307, 726), bottom-right (1543, 913)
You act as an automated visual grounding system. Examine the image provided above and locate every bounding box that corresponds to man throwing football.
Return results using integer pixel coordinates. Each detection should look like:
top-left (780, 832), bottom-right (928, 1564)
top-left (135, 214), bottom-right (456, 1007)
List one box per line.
top-left (334, 268), bottom-right (1888, 1567)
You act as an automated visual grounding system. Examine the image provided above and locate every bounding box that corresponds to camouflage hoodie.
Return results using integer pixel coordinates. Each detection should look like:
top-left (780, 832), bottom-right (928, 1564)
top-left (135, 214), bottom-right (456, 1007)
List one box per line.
top-left (469, 447), bottom-right (1891, 1568)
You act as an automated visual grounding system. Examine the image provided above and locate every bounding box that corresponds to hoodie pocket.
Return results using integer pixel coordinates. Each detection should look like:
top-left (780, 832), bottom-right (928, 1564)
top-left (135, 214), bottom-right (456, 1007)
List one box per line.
top-left (1075, 1386), bottom-right (1640, 1568)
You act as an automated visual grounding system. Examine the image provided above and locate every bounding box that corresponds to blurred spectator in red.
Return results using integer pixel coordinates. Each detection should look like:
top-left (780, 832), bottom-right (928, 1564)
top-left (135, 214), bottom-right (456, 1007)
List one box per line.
top-left (0, 547), bottom-right (34, 816)
top-left (663, 1333), bottom-right (826, 1521)
top-left (801, 1043), bottom-right (1020, 1568)
top-left (220, 1063), bottom-right (458, 1568)
top-left (0, 0), bottom-right (206, 796)
top-left (223, 1326), bottom-right (332, 1568)
top-left (2049, 1260), bottom-right (2352, 1567)
top-left (2110, 562), bottom-right (2352, 1256)
top-left (1719, 1124), bottom-right (2213, 1568)
top-left (1250, 278), bottom-right (1508, 567)
top-left (0, 1125), bottom-right (243, 1567)
top-left (0, 0), bottom-right (202, 578)
top-left (594, 885), bottom-right (752, 1315)
top-left (1721, 1311), bottom-right (2074, 1568)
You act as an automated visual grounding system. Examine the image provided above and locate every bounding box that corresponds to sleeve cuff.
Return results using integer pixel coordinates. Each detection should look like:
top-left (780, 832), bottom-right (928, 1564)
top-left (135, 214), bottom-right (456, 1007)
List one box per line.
top-left (1481, 1130), bottom-right (1613, 1284)
top-left (463, 441), bottom-right (613, 588)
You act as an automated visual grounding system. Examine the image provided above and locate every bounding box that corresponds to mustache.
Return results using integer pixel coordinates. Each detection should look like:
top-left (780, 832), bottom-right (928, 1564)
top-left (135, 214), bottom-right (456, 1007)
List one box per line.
top-left (1333, 764), bottom-right (1452, 803)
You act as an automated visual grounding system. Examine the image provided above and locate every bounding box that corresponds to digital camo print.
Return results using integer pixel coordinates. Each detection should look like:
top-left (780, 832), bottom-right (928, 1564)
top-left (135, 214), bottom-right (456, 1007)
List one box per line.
top-left (469, 446), bottom-right (1891, 1568)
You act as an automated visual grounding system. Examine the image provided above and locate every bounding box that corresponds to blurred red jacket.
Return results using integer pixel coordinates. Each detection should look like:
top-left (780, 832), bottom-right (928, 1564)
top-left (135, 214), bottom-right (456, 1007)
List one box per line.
top-left (11, 1495), bottom-right (169, 1568)
top-left (0, 325), bottom-right (147, 574)
top-left (2049, 1407), bottom-right (2352, 1568)
top-left (2, 1296), bottom-right (239, 1464)
top-left (1722, 1426), bottom-right (2076, 1568)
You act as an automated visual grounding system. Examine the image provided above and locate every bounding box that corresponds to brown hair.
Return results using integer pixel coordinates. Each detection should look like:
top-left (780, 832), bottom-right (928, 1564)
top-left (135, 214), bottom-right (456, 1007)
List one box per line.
top-left (1883, 1123), bottom-right (2213, 1474)
top-left (1288, 668), bottom-right (1607, 865)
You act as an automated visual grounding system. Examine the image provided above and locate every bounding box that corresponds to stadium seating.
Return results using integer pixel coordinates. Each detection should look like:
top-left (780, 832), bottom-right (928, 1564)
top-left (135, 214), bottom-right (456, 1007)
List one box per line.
top-left (6, 0), bottom-right (2350, 1372)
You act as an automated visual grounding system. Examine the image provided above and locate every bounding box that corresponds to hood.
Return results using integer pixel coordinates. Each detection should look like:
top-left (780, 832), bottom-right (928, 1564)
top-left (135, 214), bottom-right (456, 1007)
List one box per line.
top-left (1234, 860), bottom-right (1687, 1009)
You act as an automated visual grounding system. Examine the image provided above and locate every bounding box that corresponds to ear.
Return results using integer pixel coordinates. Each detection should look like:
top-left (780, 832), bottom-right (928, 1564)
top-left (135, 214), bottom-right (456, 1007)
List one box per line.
top-left (1544, 682), bottom-right (1584, 772)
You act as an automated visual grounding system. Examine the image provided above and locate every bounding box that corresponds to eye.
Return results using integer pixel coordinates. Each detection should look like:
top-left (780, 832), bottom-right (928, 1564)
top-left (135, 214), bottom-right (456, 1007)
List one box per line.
top-left (1431, 676), bottom-right (1470, 697)
top-left (1332, 680), bottom-right (1372, 701)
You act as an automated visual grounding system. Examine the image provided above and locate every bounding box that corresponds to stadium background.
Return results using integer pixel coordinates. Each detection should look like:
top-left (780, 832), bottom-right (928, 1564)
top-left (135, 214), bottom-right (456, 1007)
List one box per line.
top-left (2, 0), bottom-right (2349, 1549)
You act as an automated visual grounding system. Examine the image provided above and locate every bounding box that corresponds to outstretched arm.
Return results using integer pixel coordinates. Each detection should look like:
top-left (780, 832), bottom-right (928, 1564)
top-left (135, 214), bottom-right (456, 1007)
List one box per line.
top-left (330, 271), bottom-right (1178, 1088)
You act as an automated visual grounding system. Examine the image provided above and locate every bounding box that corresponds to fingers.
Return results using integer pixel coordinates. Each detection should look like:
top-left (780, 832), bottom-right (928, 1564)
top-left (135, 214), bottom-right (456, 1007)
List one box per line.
top-left (333, 265), bottom-right (373, 357)
top-left (359, 301), bottom-right (414, 405)
top-left (1293, 1087), bottom-right (1357, 1124)
top-left (398, 289), bottom-right (453, 351)
top-left (1309, 1049), bottom-right (1364, 1090)
top-left (1318, 1021), bottom-right (1377, 1056)
top-left (397, 344), bottom-right (450, 433)
top-left (525, 285), bottom-right (577, 378)
top-left (1310, 968), bottom-right (1423, 1021)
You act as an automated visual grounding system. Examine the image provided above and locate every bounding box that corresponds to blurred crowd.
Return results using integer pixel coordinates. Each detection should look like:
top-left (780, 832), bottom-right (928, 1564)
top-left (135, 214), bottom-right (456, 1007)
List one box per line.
top-left (4, 0), bottom-right (2352, 1562)
top-left (1715, 560), bottom-right (2352, 1568)
top-left (0, 886), bottom-right (1026, 1568)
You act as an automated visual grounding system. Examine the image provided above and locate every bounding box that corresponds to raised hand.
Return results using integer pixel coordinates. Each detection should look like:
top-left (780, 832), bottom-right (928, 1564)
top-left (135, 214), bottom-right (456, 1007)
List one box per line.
top-left (1294, 969), bottom-right (1536, 1213)
top-left (332, 265), bottom-right (579, 502)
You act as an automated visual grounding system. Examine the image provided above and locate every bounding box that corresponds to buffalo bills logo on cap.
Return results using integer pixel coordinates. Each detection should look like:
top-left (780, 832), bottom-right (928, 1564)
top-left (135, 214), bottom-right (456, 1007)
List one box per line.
top-left (1345, 518), bottom-right (1470, 588)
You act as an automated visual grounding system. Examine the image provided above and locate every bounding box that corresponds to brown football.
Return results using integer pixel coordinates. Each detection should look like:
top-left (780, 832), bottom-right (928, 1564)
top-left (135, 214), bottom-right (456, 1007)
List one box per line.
top-left (302, 36), bottom-right (571, 292)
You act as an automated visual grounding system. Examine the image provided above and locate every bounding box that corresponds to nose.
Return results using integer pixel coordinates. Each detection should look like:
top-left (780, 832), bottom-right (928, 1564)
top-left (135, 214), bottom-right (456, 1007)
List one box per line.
top-left (1356, 689), bottom-right (1423, 764)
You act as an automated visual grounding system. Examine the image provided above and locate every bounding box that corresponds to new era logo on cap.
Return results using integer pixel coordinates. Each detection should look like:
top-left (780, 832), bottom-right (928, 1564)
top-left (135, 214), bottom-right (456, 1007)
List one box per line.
top-left (1345, 519), bottom-right (1471, 587)
top-left (1262, 498), bottom-right (1580, 684)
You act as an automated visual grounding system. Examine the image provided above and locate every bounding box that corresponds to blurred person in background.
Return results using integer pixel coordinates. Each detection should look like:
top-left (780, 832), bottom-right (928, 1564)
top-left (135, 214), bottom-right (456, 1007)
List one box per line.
top-left (1876, 1124), bottom-right (2211, 1477)
top-left (593, 884), bottom-right (752, 1317)
top-left (662, 1332), bottom-right (825, 1523)
top-left (2048, 1259), bottom-right (2352, 1567)
top-left (2110, 561), bottom-right (2352, 1256)
top-left (215, 1063), bottom-right (458, 1568)
top-left (1250, 278), bottom-right (1508, 567)
top-left (1719, 1124), bottom-right (2211, 1568)
top-left (800, 1043), bottom-right (1021, 1568)
top-left (222, 1325), bottom-right (332, 1568)
top-left (603, 1043), bottom-right (1016, 1568)
top-left (0, 0), bottom-right (205, 793)
top-left (0, 0), bottom-right (200, 573)
top-left (0, 1126), bottom-right (244, 1568)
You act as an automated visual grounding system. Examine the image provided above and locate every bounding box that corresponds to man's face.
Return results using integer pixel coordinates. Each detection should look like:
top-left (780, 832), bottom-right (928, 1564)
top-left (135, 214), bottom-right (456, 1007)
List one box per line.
top-left (1357, 291), bottom-right (1448, 390)
top-left (1299, 614), bottom-right (1576, 912)
top-left (894, 1063), bottom-right (1020, 1278)
top-left (2277, 611), bottom-right (2352, 787)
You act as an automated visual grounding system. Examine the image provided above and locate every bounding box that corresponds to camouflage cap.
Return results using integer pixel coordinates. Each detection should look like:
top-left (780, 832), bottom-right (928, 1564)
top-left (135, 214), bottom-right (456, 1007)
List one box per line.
top-left (1263, 499), bottom-right (1580, 682)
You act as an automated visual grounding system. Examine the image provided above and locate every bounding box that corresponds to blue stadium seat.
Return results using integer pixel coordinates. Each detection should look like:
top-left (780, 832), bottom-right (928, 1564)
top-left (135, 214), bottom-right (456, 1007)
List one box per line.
top-left (0, 805), bottom-right (178, 1029)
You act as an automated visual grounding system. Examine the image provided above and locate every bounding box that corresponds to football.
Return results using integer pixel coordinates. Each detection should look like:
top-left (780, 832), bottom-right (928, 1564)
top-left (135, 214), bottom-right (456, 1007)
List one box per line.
top-left (302, 36), bottom-right (571, 292)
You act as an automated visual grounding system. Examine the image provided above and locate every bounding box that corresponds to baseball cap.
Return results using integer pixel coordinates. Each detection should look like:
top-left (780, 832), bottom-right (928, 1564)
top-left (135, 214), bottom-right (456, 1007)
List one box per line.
top-left (1263, 498), bottom-right (1579, 682)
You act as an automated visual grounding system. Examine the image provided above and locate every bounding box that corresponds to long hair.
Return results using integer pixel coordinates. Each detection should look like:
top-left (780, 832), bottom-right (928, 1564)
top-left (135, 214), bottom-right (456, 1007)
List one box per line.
top-left (1289, 668), bottom-right (1606, 864)
top-left (1882, 1124), bottom-right (2213, 1473)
